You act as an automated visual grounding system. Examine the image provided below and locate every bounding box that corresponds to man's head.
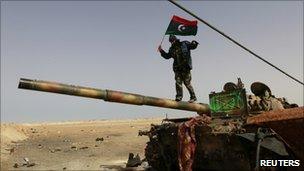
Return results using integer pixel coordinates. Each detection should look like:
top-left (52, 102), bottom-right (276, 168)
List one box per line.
top-left (169, 35), bottom-right (177, 43)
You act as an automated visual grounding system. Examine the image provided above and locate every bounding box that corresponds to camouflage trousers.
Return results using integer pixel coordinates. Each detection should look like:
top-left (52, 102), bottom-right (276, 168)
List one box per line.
top-left (175, 71), bottom-right (196, 100)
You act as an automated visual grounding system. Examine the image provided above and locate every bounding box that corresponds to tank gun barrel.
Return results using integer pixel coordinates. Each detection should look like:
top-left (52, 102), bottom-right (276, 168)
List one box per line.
top-left (18, 78), bottom-right (210, 114)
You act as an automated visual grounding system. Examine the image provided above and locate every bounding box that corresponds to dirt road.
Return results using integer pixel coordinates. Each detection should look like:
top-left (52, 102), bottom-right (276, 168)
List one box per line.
top-left (1, 118), bottom-right (162, 170)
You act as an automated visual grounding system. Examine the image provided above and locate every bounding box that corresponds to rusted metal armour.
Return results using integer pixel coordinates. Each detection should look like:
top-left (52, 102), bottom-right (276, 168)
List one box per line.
top-left (18, 78), bottom-right (210, 114)
top-left (246, 107), bottom-right (304, 162)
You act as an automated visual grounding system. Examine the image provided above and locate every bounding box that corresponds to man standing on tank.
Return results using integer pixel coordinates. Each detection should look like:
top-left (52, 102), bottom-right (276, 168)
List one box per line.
top-left (158, 35), bottom-right (199, 103)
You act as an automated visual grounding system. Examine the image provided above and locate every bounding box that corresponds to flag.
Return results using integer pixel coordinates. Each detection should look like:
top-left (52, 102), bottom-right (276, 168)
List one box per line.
top-left (165, 15), bottom-right (198, 36)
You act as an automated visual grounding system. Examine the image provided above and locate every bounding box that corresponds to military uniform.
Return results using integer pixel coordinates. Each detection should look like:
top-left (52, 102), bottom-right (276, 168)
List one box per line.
top-left (159, 37), bottom-right (198, 102)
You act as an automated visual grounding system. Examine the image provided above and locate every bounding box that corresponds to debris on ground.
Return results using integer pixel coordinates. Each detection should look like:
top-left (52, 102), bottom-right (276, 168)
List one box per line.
top-left (26, 163), bottom-right (36, 167)
top-left (63, 139), bottom-right (71, 142)
top-left (23, 157), bottom-right (30, 164)
top-left (13, 158), bottom-right (36, 168)
top-left (13, 163), bottom-right (19, 168)
top-left (49, 147), bottom-right (61, 153)
top-left (79, 146), bottom-right (89, 150)
top-left (30, 128), bottom-right (38, 134)
top-left (100, 165), bottom-right (125, 170)
top-left (55, 147), bottom-right (62, 151)
top-left (1, 119), bottom-right (161, 170)
top-left (95, 137), bottom-right (104, 142)
top-left (71, 145), bottom-right (77, 150)
top-left (5, 147), bottom-right (15, 154)
top-left (126, 153), bottom-right (142, 167)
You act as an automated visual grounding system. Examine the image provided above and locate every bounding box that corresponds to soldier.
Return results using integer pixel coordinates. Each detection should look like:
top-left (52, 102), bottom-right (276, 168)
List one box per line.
top-left (158, 35), bottom-right (199, 102)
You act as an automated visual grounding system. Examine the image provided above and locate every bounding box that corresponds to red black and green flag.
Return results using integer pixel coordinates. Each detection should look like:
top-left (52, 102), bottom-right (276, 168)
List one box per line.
top-left (165, 15), bottom-right (198, 36)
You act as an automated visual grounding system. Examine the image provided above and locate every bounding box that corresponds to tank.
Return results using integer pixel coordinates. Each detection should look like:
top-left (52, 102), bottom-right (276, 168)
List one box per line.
top-left (18, 78), bottom-right (303, 171)
top-left (139, 80), bottom-right (303, 171)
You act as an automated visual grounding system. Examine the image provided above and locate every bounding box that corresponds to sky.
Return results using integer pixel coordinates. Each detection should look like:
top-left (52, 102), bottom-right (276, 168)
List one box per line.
top-left (1, 1), bottom-right (303, 123)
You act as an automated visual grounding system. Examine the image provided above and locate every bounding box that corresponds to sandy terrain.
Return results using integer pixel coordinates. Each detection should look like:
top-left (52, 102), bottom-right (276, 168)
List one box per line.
top-left (1, 118), bottom-right (162, 170)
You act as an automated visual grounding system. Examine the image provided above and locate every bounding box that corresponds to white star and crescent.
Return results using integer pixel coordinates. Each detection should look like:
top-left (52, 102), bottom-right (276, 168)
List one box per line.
top-left (177, 24), bottom-right (186, 32)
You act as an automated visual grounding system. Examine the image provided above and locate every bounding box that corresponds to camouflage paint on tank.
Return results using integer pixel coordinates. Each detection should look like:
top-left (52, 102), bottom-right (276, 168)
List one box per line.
top-left (18, 78), bottom-right (210, 115)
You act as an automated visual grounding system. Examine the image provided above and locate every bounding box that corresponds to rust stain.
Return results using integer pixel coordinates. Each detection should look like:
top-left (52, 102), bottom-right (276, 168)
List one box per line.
top-left (246, 107), bottom-right (304, 124)
top-left (246, 107), bottom-right (304, 161)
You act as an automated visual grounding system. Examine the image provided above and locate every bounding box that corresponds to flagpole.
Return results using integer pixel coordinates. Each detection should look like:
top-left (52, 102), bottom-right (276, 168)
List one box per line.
top-left (158, 34), bottom-right (166, 52)
top-left (160, 34), bottom-right (165, 45)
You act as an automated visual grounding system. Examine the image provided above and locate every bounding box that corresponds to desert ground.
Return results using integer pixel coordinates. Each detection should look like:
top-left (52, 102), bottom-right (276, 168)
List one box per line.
top-left (1, 118), bottom-right (162, 170)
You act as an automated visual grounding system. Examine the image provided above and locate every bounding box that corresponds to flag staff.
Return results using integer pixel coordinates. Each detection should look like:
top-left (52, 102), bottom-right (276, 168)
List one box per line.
top-left (157, 34), bottom-right (165, 52)
top-left (160, 34), bottom-right (166, 46)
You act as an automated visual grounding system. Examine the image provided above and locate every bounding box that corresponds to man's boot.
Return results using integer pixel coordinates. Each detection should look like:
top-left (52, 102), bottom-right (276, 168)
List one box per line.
top-left (188, 97), bottom-right (197, 103)
top-left (188, 94), bottom-right (197, 103)
top-left (175, 96), bottom-right (182, 102)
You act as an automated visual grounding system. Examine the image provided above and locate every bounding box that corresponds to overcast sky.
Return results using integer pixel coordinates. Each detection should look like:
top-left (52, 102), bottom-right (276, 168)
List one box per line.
top-left (1, 1), bottom-right (303, 123)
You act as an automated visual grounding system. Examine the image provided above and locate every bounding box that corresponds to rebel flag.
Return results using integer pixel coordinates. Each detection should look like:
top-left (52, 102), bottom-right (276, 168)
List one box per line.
top-left (165, 15), bottom-right (198, 36)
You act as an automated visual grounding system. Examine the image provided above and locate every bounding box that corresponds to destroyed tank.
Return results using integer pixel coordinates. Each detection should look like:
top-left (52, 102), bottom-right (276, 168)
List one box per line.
top-left (18, 78), bottom-right (304, 171)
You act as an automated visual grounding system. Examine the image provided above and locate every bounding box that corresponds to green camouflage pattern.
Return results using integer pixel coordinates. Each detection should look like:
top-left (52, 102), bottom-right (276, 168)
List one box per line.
top-left (18, 78), bottom-right (210, 115)
top-left (175, 71), bottom-right (196, 100)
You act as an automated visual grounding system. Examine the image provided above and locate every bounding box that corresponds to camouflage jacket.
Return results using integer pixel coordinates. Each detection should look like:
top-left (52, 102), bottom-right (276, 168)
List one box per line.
top-left (160, 40), bottom-right (198, 72)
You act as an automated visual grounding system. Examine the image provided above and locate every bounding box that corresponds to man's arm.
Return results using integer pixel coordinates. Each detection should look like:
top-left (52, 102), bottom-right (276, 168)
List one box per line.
top-left (158, 46), bottom-right (171, 59)
top-left (187, 40), bottom-right (199, 50)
